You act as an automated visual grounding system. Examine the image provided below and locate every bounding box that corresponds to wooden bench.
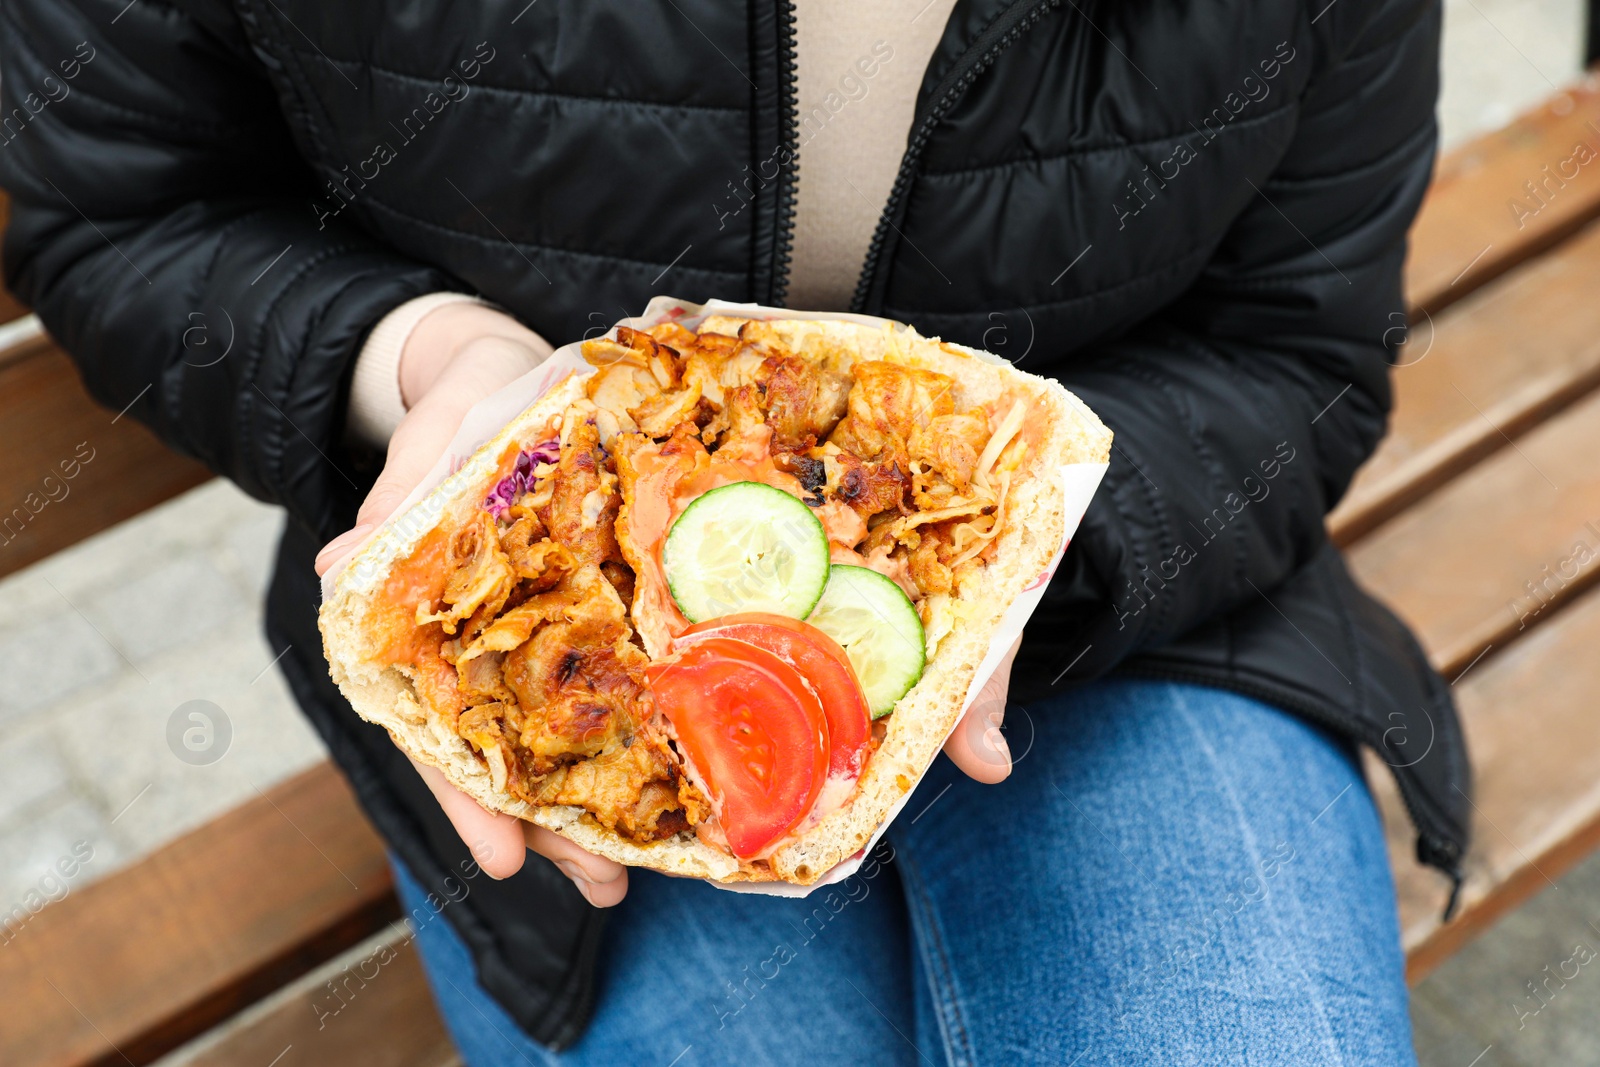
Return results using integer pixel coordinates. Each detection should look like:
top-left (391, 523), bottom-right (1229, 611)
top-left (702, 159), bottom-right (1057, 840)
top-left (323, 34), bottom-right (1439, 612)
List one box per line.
top-left (7, 70), bottom-right (1600, 1063)
top-left (1336, 71), bottom-right (1600, 982)
top-left (0, 203), bottom-right (452, 1064)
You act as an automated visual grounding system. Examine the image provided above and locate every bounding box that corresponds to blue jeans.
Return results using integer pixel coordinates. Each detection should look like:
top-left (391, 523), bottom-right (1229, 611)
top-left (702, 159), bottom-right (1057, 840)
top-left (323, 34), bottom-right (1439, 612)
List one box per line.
top-left (395, 679), bottom-right (1418, 1066)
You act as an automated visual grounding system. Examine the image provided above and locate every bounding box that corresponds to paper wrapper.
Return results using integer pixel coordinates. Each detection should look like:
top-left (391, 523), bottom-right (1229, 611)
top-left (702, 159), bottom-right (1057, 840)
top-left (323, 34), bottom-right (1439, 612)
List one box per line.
top-left (323, 297), bottom-right (1108, 896)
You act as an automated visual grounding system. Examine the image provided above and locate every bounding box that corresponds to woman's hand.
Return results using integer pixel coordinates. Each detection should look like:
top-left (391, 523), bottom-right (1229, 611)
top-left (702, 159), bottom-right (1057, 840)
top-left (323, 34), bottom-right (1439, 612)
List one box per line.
top-left (314, 302), bottom-right (630, 907)
top-left (314, 299), bottom-right (1014, 896)
top-left (315, 302), bottom-right (556, 566)
top-left (941, 635), bottom-right (1020, 783)
top-left (409, 757), bottom-right (628, 907)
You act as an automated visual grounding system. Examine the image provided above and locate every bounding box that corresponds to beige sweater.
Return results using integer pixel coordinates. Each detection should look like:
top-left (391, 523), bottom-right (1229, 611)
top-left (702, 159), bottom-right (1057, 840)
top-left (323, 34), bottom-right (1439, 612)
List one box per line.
top-left (348, 0), bottom-right (959, 446)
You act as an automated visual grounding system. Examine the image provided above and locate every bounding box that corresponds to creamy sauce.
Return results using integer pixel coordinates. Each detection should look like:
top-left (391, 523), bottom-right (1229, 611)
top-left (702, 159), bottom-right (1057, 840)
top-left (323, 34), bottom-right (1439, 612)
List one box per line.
top-left (376, 527), bottom-right (452, 665)
top-left (832, 543), bottom-right (919, 601)
top-left (627, 425), bottom-right (919, 654)
top-left (804, 771), bottom-right (860, 830)
top-left (620, 444), bottom-right (699, 653)
top-left (816, 500), bottom-right (867, 548)
top-left (673, 426), bottom-right (803, 503)
top-left (751, 770), bottom-right (861, 862)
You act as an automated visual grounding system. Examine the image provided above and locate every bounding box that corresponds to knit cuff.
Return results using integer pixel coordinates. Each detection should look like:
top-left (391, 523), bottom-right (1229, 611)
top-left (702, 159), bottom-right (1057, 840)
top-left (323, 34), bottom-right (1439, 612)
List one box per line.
top-left (347, 292), bottom-right (487, 447)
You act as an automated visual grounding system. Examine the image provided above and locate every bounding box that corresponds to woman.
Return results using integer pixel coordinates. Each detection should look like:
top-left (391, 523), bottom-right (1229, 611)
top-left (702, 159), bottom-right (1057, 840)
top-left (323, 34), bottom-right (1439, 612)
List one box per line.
top-left (1, 0), bottom-right (1464, 1062)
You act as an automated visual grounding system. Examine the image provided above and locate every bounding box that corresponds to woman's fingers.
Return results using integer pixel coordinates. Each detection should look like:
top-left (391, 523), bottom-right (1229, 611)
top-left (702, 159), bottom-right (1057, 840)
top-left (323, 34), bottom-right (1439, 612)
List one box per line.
top-left (358, 337), bottom-right (539, 529)
top-left (313, 523), bottom-right (374, 577)
top-left (409, 758), bottom-right (526, 879)
top-left (409, 758), bottom-right (627, 904)
top-left (942, 635), bottom-right (1021, 784)
top-left (310, 383), bottom-right (466, 577)
top-left (523, 824), bottom-right (630, 907)
top-left (314, 336), bottom-right (548, 578)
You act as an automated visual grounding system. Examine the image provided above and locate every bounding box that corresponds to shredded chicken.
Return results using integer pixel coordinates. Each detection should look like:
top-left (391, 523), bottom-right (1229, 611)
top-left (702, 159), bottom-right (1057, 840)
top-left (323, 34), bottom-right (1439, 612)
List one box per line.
top-left (502, 565), bottom-right (640, 769)
top-left (397, 320), bottom-right (1030, 847)
top-left (907, 525), bottom-right (955, 598)
top-left (415, 513), bottom-right (515, 639)
top-left (453, 647), bottom-right (517, 706)
top-left (525, 734), bottom-right (690, 838)
top-left (908, 409), bottom-right (989, 493)
top-left (502, 523), bottom-right (577, 591)
top-left (760, 353), bottom-right (850, 450)
top-left (536, 417), bottom-right (624, 572)
top-left (584, 363), bottom-right (655, 439)
top-left (815, 444), bottom-right (909, 519)
top-left (830, 361), bottom-right (954, 459)
top-left (682, 337), bottom-right (764, 409)
top-left (456, 702), bottom-right (519, 793)
top-left (631, 378), bottom-right (704, 438)
top-left (455, 569), bottom-right (602, 666)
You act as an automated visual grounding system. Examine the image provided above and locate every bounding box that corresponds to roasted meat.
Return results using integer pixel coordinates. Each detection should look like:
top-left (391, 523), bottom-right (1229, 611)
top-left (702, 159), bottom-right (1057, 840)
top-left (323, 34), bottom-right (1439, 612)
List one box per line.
top-left (830, 360), bottom-right (955, 459)
top-left (452, 554), bottom-right (700, 841)
top-left (537, 418), bottom-right (623, 570)
top-left (454, 647), bottom-right (517, 706)
top-left (502, 576), bottom-right (643, 770)
top-left (500, 516), bottom-right (578, 590)
top-left (398, 322), bottom-right (1016, 851)
top-left (816, 445), bottom-right (909, 519)
top-left (908, 409), bottom-right (990, 493)
top-left (760, 353), bottom-right (850, 450)
top-left (415, 512), bottom-right (515, 640)
top-left (533, 733), bottom-right (688, 839)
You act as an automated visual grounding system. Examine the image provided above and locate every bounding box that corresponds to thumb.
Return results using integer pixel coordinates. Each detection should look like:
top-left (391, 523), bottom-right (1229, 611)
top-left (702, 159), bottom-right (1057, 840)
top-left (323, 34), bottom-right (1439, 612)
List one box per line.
top-left (356, 335), bottom-right (544, 531)
top-left (317, 337), bottom-right (545, 579)
top-left (410, 757), bottom-right (527, 880)
top-left (942, 635), bottom-right (1021, 784)
top-left (313, 523), bottom-right (375, 577)
top-left (311, 384), bottom-right (468, 580)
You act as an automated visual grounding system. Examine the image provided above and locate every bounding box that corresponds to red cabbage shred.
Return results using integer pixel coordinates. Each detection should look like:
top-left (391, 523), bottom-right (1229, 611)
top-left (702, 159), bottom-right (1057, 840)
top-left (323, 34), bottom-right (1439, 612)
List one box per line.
top-left (485, 439), bottom-right (560, 518)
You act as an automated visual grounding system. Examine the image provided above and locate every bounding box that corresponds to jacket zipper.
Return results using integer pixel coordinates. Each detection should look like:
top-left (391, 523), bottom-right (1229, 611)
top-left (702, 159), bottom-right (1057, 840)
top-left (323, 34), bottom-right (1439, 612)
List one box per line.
top-left (770, 0), bottom-right (800, 306)
top-left (849, 0), bottom-right (1064, 314)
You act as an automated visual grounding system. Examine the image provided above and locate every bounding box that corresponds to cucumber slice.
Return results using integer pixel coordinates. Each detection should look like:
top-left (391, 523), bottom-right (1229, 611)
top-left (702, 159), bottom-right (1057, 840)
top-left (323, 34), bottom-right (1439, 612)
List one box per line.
top-left (806, 565), bottom-right (926, 718)
top-left (663, 481), bottom-right (831, 623)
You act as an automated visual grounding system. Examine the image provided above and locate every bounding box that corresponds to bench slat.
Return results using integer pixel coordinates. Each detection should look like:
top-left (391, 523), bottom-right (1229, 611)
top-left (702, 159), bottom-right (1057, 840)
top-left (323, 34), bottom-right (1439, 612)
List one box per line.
top-left (0, 763), bottom-right (395, 1067)
top-left (0, 282), bottom-right (26, 325)
top-left (1331, 217), bottom-right (1600, 544)
top-left (0, 193), bottom-right (31, 324)
top-left (0, 314), bottom-right (50, 368)
top-left (159, 926), bottom-right (457, 1067)
top-left (1344, 385), bottom-right (1600, 678)
top-left (1405, 75), bottom-right (1600, 315)
top-left (0, 346), bottom-right (211, 580)
top-left (1377, 583), bottom-right (1600, 983)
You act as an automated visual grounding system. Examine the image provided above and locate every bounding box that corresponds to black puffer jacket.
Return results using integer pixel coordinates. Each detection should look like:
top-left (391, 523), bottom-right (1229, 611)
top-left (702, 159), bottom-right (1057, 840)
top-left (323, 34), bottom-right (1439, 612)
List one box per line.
top-left (1, 0), bottom-right (1466, 1047)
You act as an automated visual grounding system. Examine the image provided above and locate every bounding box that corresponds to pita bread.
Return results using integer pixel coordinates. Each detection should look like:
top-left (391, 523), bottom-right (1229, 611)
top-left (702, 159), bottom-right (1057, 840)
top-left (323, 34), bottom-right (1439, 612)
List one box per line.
top-left (320, 317), bottom-right (1111, 885)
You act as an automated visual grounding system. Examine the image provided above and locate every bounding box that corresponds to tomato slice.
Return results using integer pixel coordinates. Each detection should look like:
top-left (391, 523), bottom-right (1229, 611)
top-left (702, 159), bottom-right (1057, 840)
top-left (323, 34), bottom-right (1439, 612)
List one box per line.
top-left (679, 613), bottom-right (872, 778)
top-left (647, 638), bottom-right (829, 858)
